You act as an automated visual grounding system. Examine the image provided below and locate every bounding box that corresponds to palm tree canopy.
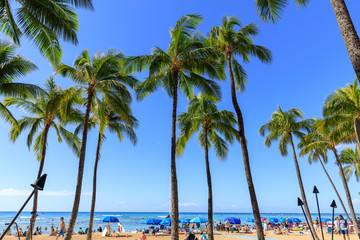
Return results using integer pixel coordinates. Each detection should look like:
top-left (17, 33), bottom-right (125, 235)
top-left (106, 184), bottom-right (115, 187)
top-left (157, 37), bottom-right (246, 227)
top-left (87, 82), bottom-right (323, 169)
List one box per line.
top-left (340, 147), bottom-right (360, 182)
top-left (323, 79), bottom-right (360, 144)
top-left (75, 94), bottom-right (138, 147)
top-left (209, 15), bottom-right (272, 92)
top-left (126, 14), bottom-right (222, 101)
top-left (255, 0), bottom-right (310, 23)
top-left (0, 41), bottom-right (42, 128)
top-left (177, 94), bottom-right (238, 160)
top-left (298, 119), bottom-right (330, 164)
top-left (3, 76), bottom-right (82, 159)
top-left (0, 0), bottom-right (93, 65)
top-left (259, 106), bottom-right (312, 156)
top-left (56, 49), bottom-right (138, 105)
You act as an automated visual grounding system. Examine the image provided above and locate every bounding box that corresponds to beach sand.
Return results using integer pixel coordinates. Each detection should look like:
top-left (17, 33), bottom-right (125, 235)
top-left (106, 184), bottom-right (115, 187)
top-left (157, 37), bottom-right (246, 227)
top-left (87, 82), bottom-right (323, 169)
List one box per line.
top-left (1, 231), bottom-right (355, 240)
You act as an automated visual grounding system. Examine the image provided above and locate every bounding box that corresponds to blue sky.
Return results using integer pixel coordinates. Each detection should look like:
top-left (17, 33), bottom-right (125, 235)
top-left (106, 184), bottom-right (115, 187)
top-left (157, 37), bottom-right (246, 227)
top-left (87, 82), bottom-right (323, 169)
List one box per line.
top-left (0, 0), bottom-right (360, 214)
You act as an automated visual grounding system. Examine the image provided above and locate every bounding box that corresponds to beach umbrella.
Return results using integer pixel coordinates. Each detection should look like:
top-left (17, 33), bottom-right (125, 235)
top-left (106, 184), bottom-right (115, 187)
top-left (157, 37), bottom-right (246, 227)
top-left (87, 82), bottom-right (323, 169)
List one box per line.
top-left (279, 218), bottom-right (292, 223)
top-left (102, 216), bottom-right (120, 223)
top-left (247, 218), bottom-right (255, 223)
top-left (224, 217), bottom-right (240, 224)
top-left (321, 218), bottom-right (331, 223)
top-left (190, 217), bottom-right (208, 223)
top-left (268, 218), bottom-right (278, 223)
top-left (181, 219), bottom-right (192, 224)
top-left (290, 218), bottom-right (302, 223)
top-left (160, 218), bottom-right (181, 226)
top-left (142, 219), bottom-right (161, 225)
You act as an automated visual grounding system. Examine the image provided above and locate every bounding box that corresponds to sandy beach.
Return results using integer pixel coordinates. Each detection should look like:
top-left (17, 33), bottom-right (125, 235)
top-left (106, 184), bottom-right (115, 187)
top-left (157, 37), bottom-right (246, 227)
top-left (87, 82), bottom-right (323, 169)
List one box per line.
top-left (1, 231), bottom-right (357, 240)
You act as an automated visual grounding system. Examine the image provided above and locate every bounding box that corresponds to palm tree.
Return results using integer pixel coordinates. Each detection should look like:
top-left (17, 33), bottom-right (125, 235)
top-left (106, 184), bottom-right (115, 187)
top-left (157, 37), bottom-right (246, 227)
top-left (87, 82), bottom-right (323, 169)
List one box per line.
top-left (259, 107), bottom-right (319, 239)
top-left (255, 0), bottom-right (360, 80)
top-left (298, 119), bottom-right (351, 221)
top-left (177, 94), bottom-right (238, 240)
top-left (3, 77), bottom-right (81, 240)
top-left (0, 0), bottom-right (94, 65)
top-left (126, 14), bottom-right (221, 240)
top-left (340, 146), bottom-right (360, 182)
top-left (0, 41), bottom-right (41, 128)
top-left (56, 49), bottom-right (137, 240)
top-left (307, 118), bottom-right (360, 238)
top-left (209, 16), bottom-right (271, 240)
top-left (75, 96), bottom-right (138, 240)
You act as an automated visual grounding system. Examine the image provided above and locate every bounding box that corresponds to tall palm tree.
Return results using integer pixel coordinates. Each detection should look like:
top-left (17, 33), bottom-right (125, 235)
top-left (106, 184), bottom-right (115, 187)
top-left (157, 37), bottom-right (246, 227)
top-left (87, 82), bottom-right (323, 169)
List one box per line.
top-left (298, 119), bottom-right (351, 221)
top-left (340, 146), bottom-right (360, 182)
top-left (75, 96), bottom-right (138, 240)
top-left (259, 107), bottom-right (319, 240)
top-left (177, 94), bottom-right (238, 240)
top-left (209, 16), bottom-right (271, 240)
top-left (255, 0), bottom-right (360, 80)
top-left (3, 77), bottom-right (81, 240)
top-left (126, 14), bottom-right (221, 240)
top-left (308, 118), bottom-right (360, 238)
top-left (56, 49), bottom-right (137, 240)
top-left (0, 0), bottom-right (94, 65)
top-left (0, 41), bottom-right (41, 128)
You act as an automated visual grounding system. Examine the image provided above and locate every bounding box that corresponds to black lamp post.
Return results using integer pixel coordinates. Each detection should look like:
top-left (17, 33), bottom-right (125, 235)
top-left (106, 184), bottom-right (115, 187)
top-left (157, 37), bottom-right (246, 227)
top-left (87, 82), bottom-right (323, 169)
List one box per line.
top-left (330, 200), bottom-right (337, 240)
top-left (0, 174), bottom-right (47, 240)
top-left (298, 197), bottom-right (315, 240)
top-left (313, 186), bottom-right (324, 240)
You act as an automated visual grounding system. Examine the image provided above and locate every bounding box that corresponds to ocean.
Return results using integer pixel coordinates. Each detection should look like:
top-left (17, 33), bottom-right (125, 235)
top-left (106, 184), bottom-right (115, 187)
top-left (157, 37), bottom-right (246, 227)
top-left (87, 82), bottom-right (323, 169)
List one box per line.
top-left (0, 212), bottom-right (340, 233)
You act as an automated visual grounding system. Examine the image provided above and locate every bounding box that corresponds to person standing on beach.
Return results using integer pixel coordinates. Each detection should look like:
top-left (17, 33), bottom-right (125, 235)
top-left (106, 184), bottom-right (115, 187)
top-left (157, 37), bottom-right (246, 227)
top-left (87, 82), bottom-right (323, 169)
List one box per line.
top-left (339, 215), bottom-right (350, 240)
top-left (55, 217), bottom-right (66, 240)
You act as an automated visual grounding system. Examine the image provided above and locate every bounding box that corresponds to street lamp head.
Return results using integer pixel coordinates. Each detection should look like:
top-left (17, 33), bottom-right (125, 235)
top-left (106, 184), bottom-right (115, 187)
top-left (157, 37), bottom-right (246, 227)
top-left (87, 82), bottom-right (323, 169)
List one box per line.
top-left (30, 174), bottom-right (47, 191)
top-left (297, 197), bottom-right (304, 206)
top-left (330, 200), bottom-right (337, 208)
top-left (313, 186), bottom-right (319, 194)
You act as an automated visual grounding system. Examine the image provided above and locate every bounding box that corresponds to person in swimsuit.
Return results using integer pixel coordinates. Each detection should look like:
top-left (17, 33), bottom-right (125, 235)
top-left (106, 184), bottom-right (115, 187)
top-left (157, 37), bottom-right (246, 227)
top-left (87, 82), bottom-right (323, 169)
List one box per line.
top-left (55, 217), bottom-right (66, 240)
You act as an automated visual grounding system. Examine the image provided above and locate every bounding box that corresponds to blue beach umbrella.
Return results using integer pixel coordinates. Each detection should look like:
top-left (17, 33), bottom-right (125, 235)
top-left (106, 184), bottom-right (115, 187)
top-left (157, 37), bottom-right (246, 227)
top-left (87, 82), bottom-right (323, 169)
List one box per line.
top-left (290, 218), bottom-right (302, 223)
top-left (190, 217), bottom-right (208, 223)
top-left (268, 218), bottom-right (278, 223)
top-left (279, 218), bottom-right (292, 223)
top-left (142, 219), bottom-right (161, 225)
top-left (160, 218), bottom-right (181, 226)
top-left (102, 216), bottom-right (120, 223)
top-left (181, 219), bottom-right (192, 224)
top-left (247, 218), bottom-right (255, 223)
top-left (224, 217), bottom-right (241, 224)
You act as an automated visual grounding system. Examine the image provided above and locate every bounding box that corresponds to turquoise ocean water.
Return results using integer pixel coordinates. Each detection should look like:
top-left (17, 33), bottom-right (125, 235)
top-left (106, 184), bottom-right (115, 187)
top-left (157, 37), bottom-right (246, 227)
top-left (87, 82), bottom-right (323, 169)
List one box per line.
top-left (0, 212), bottom-right (341, 233)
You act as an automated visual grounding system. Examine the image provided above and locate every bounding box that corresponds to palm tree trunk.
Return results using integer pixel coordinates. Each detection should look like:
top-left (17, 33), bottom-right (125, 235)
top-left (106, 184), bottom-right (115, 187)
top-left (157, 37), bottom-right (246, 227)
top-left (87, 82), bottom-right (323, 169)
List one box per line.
top-left (203, 128), bottom-right (214, 240)
top-left (332, 148), bottom-right (360, 239)
top-left (86, 132), bottom-right (102, 240)
top-left (289, 135), bottom-right (319, 240)
top-left (170, 72), bottom-right (179, 240)
top-left (329, 0), bottom-right (360, 79)
top-left (65, 91), bottom-right (94, 240)
top-left (227, 59), bottom-right (264, 240)
top-left (26, 124), bottom-right (50, 240)
top-left (353, 118), bottom-right (360, 148)
top-left (318, 158), bottom-right (351, 221)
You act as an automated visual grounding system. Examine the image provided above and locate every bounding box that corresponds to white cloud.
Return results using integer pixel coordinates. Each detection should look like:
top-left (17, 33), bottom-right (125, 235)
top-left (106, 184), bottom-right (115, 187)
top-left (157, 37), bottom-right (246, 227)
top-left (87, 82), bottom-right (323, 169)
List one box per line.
top-left (0, 188), bottom-right (91, 197)
top-left (179, 202), bottom-right (199, 207)
top-left (353, 199), bottom-right (360, 204)
top-left (114, 200), bottom-right (126, 205)
top-left (336, 143), bottom-right (355, 151)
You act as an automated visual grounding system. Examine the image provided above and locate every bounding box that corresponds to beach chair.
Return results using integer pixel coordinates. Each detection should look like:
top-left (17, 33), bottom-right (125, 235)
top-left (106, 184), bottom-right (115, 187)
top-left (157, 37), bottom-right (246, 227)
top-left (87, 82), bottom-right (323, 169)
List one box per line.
top-left (85, 228), bottom-right (88, 234)
top-left (326, 227), bottom-right (332, 234)
top-left (144, 229), bottom-right (150, 234)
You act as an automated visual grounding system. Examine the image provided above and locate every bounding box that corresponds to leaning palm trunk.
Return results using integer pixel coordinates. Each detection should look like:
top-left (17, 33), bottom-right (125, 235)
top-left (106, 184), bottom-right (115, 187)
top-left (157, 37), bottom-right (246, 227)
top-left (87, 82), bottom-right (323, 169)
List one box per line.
top-left (318, 158), bottom-right (351, 221)
top-left (170, 73), bottom-right (179, 240)
top-left (227, 60), bottom-right (265, 240)
top-left (65, 92), bottom-right (94, 240)
top-left (332, 148), bottom-right (360, 239)
top-left (354, 118), bottom-right (360, 148)
top-left (204, 129), bottom-right (214, 240)
top-left (26, 124), bottom-right (50, 240)
top-left (289, 136), bottom-right (319, 240)
top-left (330, 0), bottom-right (360, 80)
top-left (86, 132), bottom-right (102, 240)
